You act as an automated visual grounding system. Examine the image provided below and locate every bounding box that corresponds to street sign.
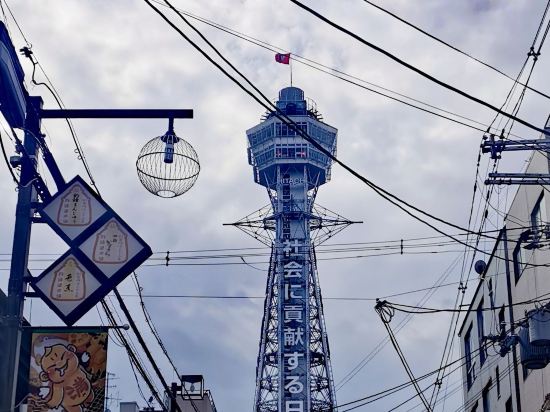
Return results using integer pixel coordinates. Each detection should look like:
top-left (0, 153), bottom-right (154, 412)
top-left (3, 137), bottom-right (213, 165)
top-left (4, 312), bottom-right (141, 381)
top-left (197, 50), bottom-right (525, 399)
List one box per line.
top-left (31, 175), bottom-right (152, 325)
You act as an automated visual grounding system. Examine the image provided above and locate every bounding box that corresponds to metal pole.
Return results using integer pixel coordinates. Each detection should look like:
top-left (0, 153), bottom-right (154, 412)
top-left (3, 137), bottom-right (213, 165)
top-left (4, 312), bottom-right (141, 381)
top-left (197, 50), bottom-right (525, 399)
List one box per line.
top-left (170, 383), bottom-right (179, 412)
top-left (1, 96), bottom-right (42, 411)
top-left (39, 108), bottom-right (193, 119)
top-left (503, 228), bottom-right (522, 412)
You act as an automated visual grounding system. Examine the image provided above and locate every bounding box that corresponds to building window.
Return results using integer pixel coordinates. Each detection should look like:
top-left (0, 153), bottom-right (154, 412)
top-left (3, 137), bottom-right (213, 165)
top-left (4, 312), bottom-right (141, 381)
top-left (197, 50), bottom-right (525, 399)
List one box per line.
top-left (531, 192), bottom-right (546, 232)
top-left (496, 366), bottom-right (500, 398)
top-left (498, 306), bottom-right (505, 337)
top-left (512, 243), bottom-right (524, 283)
top-left (482, 380), bottom-right (491, 412)
top-left (465, 325), bottom-right (475, 389)
top-left (505, 396), bottom-right (512, 412)
top-left (477, 300), bottom-right (486, 366)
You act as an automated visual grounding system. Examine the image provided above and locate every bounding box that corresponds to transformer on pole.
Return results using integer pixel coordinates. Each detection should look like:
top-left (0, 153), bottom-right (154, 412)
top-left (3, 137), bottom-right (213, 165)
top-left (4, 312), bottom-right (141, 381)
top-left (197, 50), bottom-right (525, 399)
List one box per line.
top-left (230, 87), bottom-right (359, 412)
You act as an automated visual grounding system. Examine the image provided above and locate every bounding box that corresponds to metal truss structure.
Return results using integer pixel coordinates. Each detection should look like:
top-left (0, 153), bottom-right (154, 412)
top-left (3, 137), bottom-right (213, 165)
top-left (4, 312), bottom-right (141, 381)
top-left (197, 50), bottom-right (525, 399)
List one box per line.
top-left (231, 87), bottom-right (358, 412)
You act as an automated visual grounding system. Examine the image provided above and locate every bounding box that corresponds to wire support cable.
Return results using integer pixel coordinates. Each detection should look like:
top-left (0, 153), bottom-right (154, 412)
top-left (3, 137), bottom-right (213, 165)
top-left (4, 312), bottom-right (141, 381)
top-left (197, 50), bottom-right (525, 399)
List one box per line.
top-left (375, 300), bottom-right (433, 411)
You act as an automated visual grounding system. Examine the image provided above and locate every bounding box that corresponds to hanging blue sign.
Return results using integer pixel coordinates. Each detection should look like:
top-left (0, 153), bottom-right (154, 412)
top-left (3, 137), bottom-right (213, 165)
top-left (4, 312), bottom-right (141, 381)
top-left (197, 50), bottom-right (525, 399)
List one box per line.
top-left (31, 175), bottom-right (152, 325)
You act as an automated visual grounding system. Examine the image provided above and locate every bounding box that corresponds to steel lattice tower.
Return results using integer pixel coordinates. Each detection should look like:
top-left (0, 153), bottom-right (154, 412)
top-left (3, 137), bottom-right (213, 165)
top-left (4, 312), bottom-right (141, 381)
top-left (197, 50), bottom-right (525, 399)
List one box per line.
top-left (232, 87), bottom-right (355, 412)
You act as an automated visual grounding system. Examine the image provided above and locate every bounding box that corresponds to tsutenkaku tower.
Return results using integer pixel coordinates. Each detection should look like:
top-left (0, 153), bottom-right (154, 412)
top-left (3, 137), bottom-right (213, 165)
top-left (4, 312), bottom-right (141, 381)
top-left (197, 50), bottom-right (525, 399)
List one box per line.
top-left (236, 86), bottom-right (352, 412)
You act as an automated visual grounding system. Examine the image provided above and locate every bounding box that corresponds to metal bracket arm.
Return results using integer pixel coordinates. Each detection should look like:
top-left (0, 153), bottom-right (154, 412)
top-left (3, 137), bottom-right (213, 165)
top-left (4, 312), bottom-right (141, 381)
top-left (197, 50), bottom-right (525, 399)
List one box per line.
top-left (481, 138), bottom-right (550, 159)
top-left (39, 108), bottom-right (193, 119)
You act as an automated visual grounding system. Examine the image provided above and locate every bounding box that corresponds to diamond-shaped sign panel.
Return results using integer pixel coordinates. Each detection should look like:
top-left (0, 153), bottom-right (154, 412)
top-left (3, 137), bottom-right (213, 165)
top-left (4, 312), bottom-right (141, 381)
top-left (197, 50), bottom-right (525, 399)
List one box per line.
top-left (79, 217), bottom-right (147, 278)
top-left (41, 179), bottom-right (107, 242)
top-left (33, 254), bottom-right (102, 323)
top-left (32, 175), bottom-right (152, 326)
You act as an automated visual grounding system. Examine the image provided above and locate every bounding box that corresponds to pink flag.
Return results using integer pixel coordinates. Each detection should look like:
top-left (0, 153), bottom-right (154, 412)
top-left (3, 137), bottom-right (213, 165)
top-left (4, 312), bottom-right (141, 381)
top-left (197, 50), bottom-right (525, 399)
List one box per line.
top-left (275, 53), bottom-right (291, 64)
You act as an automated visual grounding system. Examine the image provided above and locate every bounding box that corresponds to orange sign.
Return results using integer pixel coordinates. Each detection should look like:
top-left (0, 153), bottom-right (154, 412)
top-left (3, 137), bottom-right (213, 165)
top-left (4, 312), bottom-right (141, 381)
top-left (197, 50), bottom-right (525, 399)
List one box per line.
top-left (27, 329), bottom-right (108, 412)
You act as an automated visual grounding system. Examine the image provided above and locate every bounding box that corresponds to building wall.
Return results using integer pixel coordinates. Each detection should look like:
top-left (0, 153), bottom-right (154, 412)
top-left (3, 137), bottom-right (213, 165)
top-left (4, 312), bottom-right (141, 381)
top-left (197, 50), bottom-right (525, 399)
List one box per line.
top-left (174, 393), bottom-right (217, 412)
top-left (459, 149), bottom-right (550, 412)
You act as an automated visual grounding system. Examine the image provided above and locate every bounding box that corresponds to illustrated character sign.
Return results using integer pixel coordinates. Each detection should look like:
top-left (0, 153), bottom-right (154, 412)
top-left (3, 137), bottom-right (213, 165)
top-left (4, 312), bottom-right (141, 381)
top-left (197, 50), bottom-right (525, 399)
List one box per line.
top-left (27, 330), bottom-right (108, 412)
top-left (37, 344), bottom-right (93, 411)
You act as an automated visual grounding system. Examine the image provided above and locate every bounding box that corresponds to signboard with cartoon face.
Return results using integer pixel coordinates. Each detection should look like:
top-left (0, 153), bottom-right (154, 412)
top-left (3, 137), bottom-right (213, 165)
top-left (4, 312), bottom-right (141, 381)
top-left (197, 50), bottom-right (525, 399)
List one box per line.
top-left (26, 328), bottom-right (108, 412)
top-left (31, 176), bottom-right (152, 325)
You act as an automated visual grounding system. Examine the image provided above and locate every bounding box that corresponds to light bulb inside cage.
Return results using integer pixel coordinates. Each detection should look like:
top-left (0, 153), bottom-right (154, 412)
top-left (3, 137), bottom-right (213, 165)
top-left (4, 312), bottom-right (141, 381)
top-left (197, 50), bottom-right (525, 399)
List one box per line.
top-left (161, 133), bottom-right (178, 164)
top-left (136, 128), bottom-right (200, 198)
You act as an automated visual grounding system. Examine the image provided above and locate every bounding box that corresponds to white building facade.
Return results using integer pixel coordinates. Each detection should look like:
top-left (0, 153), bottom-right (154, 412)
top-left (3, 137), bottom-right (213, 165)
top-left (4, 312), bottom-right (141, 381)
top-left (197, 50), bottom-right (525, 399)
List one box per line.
top-left (459, 121), bottom-right (550, 412)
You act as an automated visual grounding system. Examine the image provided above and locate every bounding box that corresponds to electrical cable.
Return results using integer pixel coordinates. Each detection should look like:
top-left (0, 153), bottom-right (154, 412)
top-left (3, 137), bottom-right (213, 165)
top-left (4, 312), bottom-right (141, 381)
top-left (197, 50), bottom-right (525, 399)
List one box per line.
top-left (144, 0), bottom-right (550, 276)
top-left (146, 0), bottom-right (518, 277)
top-left (361, 0), bottom-right (550, 102)
top-left (112, 288), bottom-right (182, 411)
top-left (2, 3), bottom-right (186, 410)
top-left (336, 333), bottom-right (499, 411)
top-left (19, 46), bottom-right (100, 192)
top-left (143, 2), bottom-right (550, 410)
top-left (132, 274), bottom-right (201, 412)
top-left (290, 0), bottom-right (550, 137)
top-left (148, 0), bottom-right (533, 139)
top-left (375, 301), bottom-right (433, 411)
top-left (380, 290), bottom-right (550, 314)
top-left (0, 0), bottom-right (31, 46)
top-left (425, 5), bottom-right (550, 401)
top-left (335, 255), bottom-right (461, 390)
top-left (100, 299), bottom-right (166, 409)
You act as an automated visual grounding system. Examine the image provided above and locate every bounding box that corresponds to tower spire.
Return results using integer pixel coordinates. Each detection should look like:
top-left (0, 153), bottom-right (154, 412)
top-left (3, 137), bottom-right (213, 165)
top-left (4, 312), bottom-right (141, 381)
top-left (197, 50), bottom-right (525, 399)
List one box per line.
top-left (235, 86), bottom-right (352, 412)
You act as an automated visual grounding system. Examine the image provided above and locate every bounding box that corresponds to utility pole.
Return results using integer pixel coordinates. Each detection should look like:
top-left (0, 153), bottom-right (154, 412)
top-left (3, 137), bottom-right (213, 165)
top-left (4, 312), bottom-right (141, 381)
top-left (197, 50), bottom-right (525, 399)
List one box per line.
top-left (0, 28), bottom-right (194, 411)
top-left (1, 102), bottom-right (193, 412)
top-left (2, 96), bottom-right (42, 410)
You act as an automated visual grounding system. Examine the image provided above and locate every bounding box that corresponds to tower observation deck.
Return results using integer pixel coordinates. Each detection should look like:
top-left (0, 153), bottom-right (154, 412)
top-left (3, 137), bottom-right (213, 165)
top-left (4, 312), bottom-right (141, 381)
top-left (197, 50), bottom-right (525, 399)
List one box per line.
top-left (243, 86), bottom-right (341, 412)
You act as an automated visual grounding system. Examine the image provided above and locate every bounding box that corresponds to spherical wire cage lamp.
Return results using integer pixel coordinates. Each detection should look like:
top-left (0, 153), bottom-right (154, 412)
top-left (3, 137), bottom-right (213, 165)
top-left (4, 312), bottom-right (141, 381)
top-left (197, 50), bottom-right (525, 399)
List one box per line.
top-left (136, 120), bottom-right (200, 198)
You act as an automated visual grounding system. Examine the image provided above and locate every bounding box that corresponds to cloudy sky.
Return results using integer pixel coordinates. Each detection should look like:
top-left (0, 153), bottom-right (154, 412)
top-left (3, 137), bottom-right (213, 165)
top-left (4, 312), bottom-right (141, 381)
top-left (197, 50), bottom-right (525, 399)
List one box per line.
top-left (1, 1), bottom-right (550, 411)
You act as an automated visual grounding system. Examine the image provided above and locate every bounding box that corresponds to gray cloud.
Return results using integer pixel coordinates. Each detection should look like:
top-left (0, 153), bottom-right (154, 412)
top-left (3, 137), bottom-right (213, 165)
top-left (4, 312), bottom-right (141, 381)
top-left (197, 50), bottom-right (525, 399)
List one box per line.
top-left (1, 0), bottom-right (549, 411)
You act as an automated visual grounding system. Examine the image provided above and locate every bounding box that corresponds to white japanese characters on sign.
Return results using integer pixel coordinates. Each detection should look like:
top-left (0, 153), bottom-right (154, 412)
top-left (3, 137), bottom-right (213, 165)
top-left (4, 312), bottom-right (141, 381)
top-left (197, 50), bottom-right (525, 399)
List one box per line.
top-left (280, 237), bottom-right (308, 411)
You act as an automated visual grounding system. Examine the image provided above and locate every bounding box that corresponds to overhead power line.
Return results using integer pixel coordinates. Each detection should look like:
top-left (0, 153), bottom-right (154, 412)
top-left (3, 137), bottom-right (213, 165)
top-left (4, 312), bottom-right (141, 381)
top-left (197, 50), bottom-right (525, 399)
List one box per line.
top-left (290, 0), bottom-right (550, 137)
top-left (149, 0), bottom-right (532, 137)
top-left (146, 0), bottom-right (550, 273)
top-left (361, 0), bottom-right (550, 102)
top-left (144, 0), bottom-right (507, 257)
top-left (428, 6), bottom-right (550, 406)
top-left (336, 335), bottom-right (496, 411)
top-left (1, 3), bottom-right (183, 408)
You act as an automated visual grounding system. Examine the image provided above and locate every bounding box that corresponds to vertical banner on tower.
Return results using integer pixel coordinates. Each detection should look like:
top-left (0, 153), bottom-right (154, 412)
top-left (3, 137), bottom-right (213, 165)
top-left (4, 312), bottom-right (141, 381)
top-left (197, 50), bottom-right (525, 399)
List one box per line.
top-left (26, 328), bottom-right (108, 412)
top-left (281, 237), bottom-right (308, 412)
